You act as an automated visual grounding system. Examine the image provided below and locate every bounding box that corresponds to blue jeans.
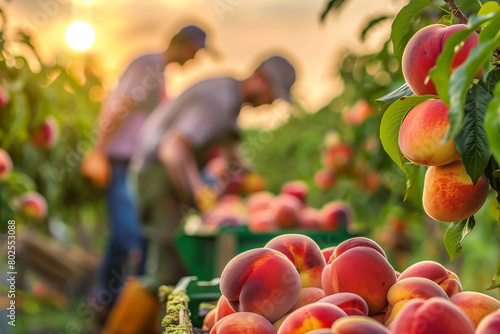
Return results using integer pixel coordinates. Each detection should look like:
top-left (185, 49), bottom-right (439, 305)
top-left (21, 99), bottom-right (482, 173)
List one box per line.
top-left (97, 160), bottom-right (147, 305)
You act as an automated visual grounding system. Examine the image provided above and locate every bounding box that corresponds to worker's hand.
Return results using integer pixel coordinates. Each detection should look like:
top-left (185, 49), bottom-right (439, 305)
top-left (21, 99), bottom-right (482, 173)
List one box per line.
top-left (194, 184), bottom-right (217, 213)
top-left (80, 149), bottom-right (111, 189)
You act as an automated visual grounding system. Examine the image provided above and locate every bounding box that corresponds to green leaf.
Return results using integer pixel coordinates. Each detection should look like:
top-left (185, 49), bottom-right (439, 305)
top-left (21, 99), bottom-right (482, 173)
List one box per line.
top-left (437, 15), bottom-right (454, 26)
top-left (455, 81), bottom-right (492, 184)
top-left (444, 216), bottom-right (476, 261)
top-left (485, 157), bottom-right (499, 192)
top-left (479, 1), bottom-right (500, 16)
top-left (391, 0), bottom-right (432, 57)
top-left (7, 92), bottom-right (29, 147)
top-left (485, 260), bottom-right (500, 290)
top-left (379, 95), bottom-right (434, 170)
top-left (485, 70), bottom-right (500, 164)
top-left (431, 12), bottom-right (500, 141)
top-left (361, 15), bottom-right (392, 42)
top-left (376, 83), bottom-right (415, 112)
top-left (430, 16), bottom-right (488, 105)
top-left (448, 13), bottom-right (500, 140)
top-left (490, 193), bottom-right (500, 223)
top-left (320, 0), bottom-right (348, 21)
top-left (403, 162), bottom-right (421, 201)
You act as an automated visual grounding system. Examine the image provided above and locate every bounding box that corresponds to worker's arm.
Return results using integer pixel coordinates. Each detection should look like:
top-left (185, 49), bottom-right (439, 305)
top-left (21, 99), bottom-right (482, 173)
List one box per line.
top-left (158, 131), bottom-right (215, 210)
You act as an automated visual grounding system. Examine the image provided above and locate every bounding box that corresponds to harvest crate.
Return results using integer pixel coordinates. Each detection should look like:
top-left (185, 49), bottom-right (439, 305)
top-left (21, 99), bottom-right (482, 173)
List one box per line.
top-left (160, 276), bottom-right (221, 333)
top-left (174, 224), bottom-right (356, 281)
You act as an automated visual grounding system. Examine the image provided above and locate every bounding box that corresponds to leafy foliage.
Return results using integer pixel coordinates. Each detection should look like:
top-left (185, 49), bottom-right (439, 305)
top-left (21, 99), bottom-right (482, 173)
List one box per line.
top-left (391, 0), bottom-right (433, 57)
top-left (378, 0), bottom-right (500, 284)
top-left (444, 217), bottom-right (476, 261)
top-left (320, 0), bottom-right (349, 21)
top-left (0, 10), bottom-right (104, 228)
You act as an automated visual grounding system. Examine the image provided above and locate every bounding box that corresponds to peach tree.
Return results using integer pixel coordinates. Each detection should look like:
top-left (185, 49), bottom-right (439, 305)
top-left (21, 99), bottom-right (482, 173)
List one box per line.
top-left (376, 0), bottom-right (500, 291)
top-left (0, 6), bottom-right (104, 229)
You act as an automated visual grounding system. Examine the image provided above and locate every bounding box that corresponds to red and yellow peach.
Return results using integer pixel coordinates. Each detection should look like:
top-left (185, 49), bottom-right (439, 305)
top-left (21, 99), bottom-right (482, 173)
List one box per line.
top-left (220, 248), bottom-right (302, 322)
top-left (423, 160), bottom-right (490, 222)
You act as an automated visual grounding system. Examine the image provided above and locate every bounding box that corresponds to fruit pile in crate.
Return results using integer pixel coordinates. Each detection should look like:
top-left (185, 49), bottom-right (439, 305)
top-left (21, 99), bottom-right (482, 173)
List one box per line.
top-left (184, 233), bottom-right (500, 334)
top-left (192, 179), bottom-right (354, 234)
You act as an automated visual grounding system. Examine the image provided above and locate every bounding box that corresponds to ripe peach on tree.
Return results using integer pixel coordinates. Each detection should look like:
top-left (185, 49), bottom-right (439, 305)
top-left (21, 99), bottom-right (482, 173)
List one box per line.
top-left (402, 23), bottom-right (479, 96)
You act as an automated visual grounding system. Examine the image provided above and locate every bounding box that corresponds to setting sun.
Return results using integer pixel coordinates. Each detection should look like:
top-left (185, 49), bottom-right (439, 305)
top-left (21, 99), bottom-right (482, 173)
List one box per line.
top-left (65, 21), bottom-right (95, 51)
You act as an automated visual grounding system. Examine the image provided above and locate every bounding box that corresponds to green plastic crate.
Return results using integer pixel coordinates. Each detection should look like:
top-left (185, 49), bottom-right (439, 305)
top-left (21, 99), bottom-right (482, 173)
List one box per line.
top-left (174, 225), bottom-right (356, 281)
top-left (174, 276), bottom-right (221, 330)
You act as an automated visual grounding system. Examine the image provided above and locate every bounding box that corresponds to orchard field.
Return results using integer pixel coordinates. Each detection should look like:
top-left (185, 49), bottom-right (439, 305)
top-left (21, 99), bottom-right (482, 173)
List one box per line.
top-left (1, 0), bottom-right (500, 333)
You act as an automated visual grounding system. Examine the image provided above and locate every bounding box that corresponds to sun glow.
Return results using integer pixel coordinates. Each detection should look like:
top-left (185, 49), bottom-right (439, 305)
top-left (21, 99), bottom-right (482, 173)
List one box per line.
top-left (65, 21), bottom-right (95, 51)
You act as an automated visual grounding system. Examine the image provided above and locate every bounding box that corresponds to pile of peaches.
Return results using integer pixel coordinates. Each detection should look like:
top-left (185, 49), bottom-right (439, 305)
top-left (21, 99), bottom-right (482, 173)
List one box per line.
top-left (203, 180), bottom-right (353, 233)
top-left (200, 234), bottom-right (500, 333)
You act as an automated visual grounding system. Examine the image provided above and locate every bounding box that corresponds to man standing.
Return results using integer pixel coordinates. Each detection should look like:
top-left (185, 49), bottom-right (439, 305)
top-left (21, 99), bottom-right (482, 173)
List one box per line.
top-left (80, 25), bottom-right (208, 320)
top-left (101, 55), bottom-right (295, 334)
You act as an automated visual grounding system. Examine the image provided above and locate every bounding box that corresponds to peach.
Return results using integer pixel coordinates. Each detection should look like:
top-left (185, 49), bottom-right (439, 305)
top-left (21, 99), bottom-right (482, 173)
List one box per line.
top-left (220, 248), bottom-right (302, 322)
top-left (281, 180), bottom-right (309, 204)
top-left (243, 172), bottom-right (266, 194)
top-left (323, 131), bottom-right (341, 148)
top-left (268, 193), bottom-right (303, 229)
top-left (298, 207), bottom-right (323, 230)
top-left (314, 169), bottom-right (336, 191)
top-left (398, 260), bottom-right (462, 297)
top-left (402, 24), bottom-right (479, 96)
top-left (476, 309), bottom-right (500, 334)
top-left (218, 194), bottom-right (245, 206)
top-left (385, 277), bottom-right (449, 326)
top-left (31, 116), bottom-right (59, 148)
top-left (342, 100), bottom-right (375, 125)
top-left (289, 287), bottom-right (326, 312)
top-left (204, 205), bottom-right (246, 230)
top-left (322, 143), bottom-right (353, 173)
top-left (0, 85), bottom-right (9, 106)
top-left (210, 312), bottom-right (277, 334)
top-left (277, 303), bottom-right (347, 334)
top-left (273, 314), bottom-right (290, 331)
top-left (322, 246), bottom-right (397, 314)
top-left (450, 291), bottom-right (500, 327)
top-left (398, 99), bottom-right (460, 166)
top-left (331, 316), bottom-right (390, 334)
top-left (332, 237), bottom-right (386, 261)
top-left (18, 191), bottom-right (48, 219)
top-left (362, 170), bottom-right (380, 193)
top-left (202, 308), bottom-right (217, 331)
top-left (303, 330), bottom-right (333, 334)
top-left (248, 210), bottom-right (279, 233)
top-left (390, 297), bottom-right (475, 334)
top-left (0, 148), bottom-right (13, 181)
top-left (246, 191), bottom-right (274, 214)
top-left (318, 292), bottom-right (369, 316)
top-left (265, 234), bottom-right (326, 288)
top-left (369, 312), bottom-right (387, 325)
top-left (224, 173), bottom-right (245, 194)
top-left (321, 246), bottom-right (336, 264)
top-left (215, 295), bottom-right (235, 322)
top-left (423, 160), bottom-right (490, 222)
top-left (320, 201), bottom-right (352, 232)
top-left (204, 195), bottom-right (247, 229)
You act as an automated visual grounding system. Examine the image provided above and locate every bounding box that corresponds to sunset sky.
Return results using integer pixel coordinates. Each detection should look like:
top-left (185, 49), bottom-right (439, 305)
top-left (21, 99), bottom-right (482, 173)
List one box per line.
top-left (4, 0), bottom-right (405, 126)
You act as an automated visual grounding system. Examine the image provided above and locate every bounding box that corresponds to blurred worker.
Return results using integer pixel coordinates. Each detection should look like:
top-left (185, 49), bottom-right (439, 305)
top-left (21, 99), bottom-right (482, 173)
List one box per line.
top-left (80, 25), bottom-right (208, 322)
top-left (101, 55), bottom-right (296, 334)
